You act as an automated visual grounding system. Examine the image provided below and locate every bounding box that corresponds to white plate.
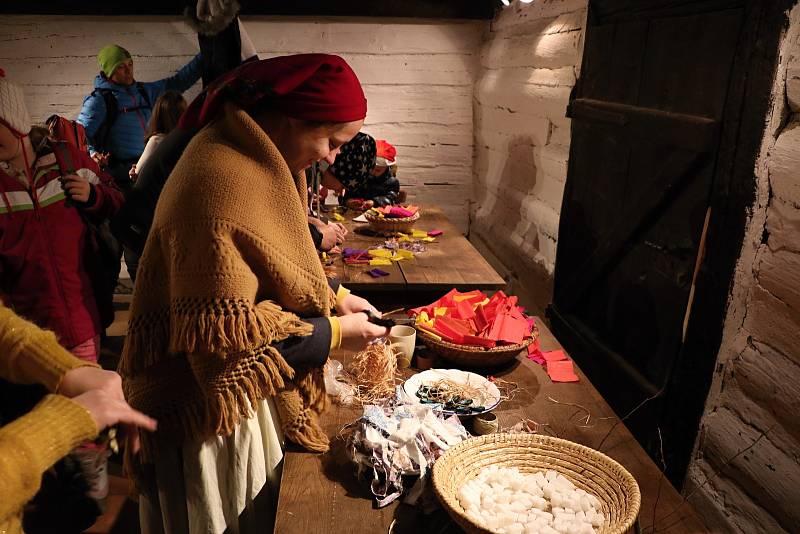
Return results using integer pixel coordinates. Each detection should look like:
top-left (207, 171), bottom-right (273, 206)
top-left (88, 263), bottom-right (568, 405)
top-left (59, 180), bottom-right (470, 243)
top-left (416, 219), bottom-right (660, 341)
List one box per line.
top-left (403, 369), bottom-right (501, 416)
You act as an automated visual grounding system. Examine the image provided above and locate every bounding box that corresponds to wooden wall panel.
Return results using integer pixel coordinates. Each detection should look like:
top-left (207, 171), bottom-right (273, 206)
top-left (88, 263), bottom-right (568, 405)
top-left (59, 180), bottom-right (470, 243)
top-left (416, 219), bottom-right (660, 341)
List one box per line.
top-left (0, 15), bottom-right (485, 232)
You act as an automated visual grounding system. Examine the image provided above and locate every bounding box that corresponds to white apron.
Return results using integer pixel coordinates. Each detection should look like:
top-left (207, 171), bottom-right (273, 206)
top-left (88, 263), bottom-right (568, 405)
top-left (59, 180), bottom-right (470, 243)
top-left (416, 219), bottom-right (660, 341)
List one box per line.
top-left (139, 397), bottom-right (284, 534)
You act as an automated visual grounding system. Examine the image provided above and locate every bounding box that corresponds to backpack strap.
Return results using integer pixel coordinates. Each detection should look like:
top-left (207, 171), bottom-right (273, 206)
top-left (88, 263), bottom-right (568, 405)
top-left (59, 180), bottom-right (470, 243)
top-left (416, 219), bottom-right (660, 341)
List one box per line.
top-left (91, 84), bottom-right (152, 154)
top-left (50, 140), bottom-right (79, 175)
top-left (91, 88), bottom-right (118, 154)
top-left (136, 82), bottom-right (152, 109)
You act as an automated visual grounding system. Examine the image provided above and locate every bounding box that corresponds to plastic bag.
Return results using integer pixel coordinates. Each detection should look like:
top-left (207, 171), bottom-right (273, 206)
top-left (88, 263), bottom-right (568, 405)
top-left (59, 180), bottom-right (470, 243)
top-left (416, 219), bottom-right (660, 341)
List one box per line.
top-left (324, 359), bottom-right (355, 404)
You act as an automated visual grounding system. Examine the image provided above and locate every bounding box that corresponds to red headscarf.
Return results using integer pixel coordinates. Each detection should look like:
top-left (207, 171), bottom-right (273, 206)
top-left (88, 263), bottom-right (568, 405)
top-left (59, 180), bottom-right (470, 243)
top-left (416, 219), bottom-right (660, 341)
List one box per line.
top-left (180, 54), bottom-right (367, 130)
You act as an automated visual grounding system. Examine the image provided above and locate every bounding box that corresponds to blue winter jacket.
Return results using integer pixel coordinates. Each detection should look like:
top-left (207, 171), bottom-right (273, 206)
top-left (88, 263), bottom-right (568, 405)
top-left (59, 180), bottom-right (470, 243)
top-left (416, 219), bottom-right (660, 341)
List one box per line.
top-left (76, 53), bottom-right (203, 161)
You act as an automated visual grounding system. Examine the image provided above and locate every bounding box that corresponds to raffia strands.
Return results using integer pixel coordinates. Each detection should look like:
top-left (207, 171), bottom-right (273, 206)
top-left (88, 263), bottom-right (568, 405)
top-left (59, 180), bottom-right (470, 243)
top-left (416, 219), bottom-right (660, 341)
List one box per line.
top-left (347, 341), bottom-right (399, 404)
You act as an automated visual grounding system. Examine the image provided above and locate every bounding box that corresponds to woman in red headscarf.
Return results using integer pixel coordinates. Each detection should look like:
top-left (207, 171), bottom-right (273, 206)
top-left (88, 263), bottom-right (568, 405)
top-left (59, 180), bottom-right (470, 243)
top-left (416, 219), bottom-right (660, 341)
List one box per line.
top-left (118, 54), bottom-right (388, 533)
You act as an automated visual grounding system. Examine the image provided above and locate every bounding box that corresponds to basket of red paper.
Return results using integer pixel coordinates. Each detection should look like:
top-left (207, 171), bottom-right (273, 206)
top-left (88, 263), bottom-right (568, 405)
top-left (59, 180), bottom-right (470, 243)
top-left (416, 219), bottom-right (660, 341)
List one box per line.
top-left (409, 289), bottom-right (539, 368)
top-left (364, 205), bottom-right (420, 234)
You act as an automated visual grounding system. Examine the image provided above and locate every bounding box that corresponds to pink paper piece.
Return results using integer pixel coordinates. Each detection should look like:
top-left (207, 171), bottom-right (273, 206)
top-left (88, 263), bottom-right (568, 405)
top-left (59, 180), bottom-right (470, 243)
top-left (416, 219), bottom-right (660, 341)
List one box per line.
top-left (547, 360), bottom-right (580, 383)
top-left (542, 350), bottom-right (568, 362)
top-left (389, 206), bottom-right (414, 218)
top-left (427, 229), bottom-right (444, 237)
top-left (527, 346), bottom-right (545, 365)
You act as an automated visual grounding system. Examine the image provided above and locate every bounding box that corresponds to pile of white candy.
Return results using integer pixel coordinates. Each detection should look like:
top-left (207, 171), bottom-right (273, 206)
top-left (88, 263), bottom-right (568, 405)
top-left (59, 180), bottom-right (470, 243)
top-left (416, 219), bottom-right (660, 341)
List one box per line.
top-left (456, 466), bottom-right (605, 534)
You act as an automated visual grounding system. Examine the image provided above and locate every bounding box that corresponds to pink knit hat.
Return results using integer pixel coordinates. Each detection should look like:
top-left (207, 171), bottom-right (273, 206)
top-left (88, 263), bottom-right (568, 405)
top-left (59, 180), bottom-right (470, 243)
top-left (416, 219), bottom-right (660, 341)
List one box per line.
top-left (0, 68), bottom-right (32, 136)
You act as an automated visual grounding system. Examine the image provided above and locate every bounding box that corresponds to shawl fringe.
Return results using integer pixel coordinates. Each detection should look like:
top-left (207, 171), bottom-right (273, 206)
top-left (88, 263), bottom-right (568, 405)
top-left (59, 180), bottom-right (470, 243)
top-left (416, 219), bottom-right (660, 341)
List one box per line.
top-left (126, 343), bottom-right (298, 468)
top-left (120, 299), bottom-right (312, 375)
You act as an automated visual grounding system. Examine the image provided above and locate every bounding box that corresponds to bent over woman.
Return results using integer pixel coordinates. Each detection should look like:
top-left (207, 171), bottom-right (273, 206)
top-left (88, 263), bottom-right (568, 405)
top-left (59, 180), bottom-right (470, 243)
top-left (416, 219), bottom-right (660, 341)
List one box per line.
top-left (119, 54), bottom-right (388, 534)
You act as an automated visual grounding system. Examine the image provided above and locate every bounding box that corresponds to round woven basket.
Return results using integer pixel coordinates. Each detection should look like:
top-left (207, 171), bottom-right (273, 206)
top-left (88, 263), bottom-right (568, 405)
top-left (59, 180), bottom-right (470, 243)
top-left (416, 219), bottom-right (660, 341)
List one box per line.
top-left (364, 210), bottom-right (420, 234)
top-left (433, 434), bottom-right (641, 534)
top-left (417, 328), bottom-right (535, 368)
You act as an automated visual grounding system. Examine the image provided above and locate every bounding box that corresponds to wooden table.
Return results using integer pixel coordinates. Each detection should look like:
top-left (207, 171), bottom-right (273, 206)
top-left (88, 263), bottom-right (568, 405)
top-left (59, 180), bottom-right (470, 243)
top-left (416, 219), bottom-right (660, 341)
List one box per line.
top-left (274, 319), bottom-right (709, 534)
top-left (329, 207), bottom-right (506, 306)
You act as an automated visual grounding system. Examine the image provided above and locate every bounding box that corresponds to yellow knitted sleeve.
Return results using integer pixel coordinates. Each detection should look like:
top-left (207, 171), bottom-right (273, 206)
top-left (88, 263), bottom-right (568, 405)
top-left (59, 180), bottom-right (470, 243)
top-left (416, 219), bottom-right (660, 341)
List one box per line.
top-left (335, 285), bottom-right (351, 309)
top-left (0, 395), bottom-right (98, 528)
top-left (327, 316), bottom-right (342, 350)
top-left (0, 305), bottom-right (98, 392)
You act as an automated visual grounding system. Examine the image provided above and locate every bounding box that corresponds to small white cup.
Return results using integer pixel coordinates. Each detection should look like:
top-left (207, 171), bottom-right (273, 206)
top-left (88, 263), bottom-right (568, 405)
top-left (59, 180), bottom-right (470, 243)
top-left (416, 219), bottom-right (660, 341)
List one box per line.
top-left (389, 325), bottom-right (416, 368)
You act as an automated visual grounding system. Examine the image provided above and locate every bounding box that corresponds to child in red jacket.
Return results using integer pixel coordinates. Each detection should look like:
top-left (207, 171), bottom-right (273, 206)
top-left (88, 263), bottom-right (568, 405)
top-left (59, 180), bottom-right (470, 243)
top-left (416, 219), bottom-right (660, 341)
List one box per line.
top-left (0, 69), bottom-right (124, 362)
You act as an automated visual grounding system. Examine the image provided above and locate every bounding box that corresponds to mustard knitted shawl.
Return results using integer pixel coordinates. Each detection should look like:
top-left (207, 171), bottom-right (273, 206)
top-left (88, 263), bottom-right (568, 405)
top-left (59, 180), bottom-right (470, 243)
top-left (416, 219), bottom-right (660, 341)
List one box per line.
top-left (119, 102), bottom-right (332, 470)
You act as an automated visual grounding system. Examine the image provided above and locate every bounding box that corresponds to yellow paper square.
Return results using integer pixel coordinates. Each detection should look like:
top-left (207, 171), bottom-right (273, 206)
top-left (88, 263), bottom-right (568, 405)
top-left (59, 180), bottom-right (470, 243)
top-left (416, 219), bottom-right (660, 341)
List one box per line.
top-left (368, 249), bottom-right (393, 258)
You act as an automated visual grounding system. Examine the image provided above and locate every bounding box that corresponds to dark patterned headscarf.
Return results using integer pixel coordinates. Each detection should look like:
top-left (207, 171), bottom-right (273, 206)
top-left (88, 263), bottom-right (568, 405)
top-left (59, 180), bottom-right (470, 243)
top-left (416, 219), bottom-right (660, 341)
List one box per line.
top-left (327, 132), bottom-right (376, 194)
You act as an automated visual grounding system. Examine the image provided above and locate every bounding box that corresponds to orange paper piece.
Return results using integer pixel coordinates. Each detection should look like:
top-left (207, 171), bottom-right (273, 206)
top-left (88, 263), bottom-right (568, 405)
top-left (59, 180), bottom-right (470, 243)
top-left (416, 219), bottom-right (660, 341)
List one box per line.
top-left (542, 350), bottom-right (568, 362)
top-left (547, 360), bottom-right (579, 383)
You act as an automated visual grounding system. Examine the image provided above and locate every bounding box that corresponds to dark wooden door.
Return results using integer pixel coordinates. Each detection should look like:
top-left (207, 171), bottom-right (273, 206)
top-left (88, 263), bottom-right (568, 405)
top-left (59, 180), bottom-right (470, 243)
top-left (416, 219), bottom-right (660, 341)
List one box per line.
top-left (549, 0), bottom-right (790, 485)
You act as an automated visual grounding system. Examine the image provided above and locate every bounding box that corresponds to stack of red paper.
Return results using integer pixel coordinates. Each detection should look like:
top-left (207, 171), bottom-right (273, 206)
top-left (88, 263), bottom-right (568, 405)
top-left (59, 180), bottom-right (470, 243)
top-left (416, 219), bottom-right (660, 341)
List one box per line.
top-left (409, 289), bottom-right (535, 348)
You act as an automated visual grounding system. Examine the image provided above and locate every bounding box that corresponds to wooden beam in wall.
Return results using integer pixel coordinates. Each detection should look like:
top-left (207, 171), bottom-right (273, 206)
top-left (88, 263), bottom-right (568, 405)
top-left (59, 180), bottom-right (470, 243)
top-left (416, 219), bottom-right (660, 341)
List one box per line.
top-left (0, 0), bottom-right (498, 19)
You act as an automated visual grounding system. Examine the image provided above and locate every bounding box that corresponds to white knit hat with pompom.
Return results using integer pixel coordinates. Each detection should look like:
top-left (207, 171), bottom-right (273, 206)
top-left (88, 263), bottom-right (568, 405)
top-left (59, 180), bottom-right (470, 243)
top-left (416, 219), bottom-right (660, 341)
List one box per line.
top-left (0, 68), bottom-right (32, 136)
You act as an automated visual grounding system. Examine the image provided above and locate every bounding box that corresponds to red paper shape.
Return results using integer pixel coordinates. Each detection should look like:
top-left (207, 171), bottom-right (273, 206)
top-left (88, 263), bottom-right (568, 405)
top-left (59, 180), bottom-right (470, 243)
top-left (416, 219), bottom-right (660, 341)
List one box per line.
top-left (526, 317), bottom-right (536, 334)
top-left (407, 288), bottom-right (459, 317)
top-left (474, 304), bottom-right (489, 332)
top-left (433, 319), bottom-right (465, 344)
top-left (462, 335), bottom-right (496, 348)
top-left (486, 313), bottom-right (506, 341)
top-left (542, 350), bottom-right (568, 362)
top-left (428, 229), bottom-right (444, 237)
top-left (547, 360), bottom-right (579, 383)
top-left (437, 316), bottom-right (471, 335)
top-left (497, 314), bottom-right (528, 345)
top-left (452, 299), bottom-right (476, 320)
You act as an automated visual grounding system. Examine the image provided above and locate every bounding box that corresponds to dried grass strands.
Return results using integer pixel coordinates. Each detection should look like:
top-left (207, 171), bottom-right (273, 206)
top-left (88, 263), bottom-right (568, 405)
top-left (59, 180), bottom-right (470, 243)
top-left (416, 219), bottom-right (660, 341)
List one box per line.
top-left (347, 340), bottom-right (399, 404)
top-left (490, 377), bottom-right (522, 402)
top-left (423, 378), bottom-right (491, 407)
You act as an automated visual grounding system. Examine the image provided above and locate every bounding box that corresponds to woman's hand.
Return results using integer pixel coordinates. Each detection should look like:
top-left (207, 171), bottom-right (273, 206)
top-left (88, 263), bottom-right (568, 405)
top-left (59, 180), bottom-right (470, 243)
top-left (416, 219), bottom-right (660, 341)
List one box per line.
top-left (59, 366), bottom-right (124, 400)
top-left (129, 164), bottom-right (138, 182)
top-left (72, 390), bottom-right (157, 453)
top-left (337, 312), bottom-right (389, 351)
top-left (61, 174), bottom-right (92, 203)
top-left (60, 366), bottom-right (156, 453)
top-left (332, 222), bottom-right (348, 243)
top-left (321, 170), bottom-right (345, 195)
top-left (337, 293), bottom-right (377, 316)
top-left (318, 224), bottom-right (338, 251)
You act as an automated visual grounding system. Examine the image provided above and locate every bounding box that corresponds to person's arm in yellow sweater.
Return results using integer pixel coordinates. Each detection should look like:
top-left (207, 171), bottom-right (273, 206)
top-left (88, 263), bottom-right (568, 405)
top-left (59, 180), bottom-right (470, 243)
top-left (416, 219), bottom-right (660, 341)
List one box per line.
top-left (0, 305), bottom-right (99, 525)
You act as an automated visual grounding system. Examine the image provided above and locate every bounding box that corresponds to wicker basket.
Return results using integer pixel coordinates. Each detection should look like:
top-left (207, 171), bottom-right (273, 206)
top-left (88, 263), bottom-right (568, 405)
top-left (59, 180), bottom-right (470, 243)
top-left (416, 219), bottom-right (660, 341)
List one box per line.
top-left (417, 328), bottom-right (535, 368)
top-left (364, 210), bottom-right (420, 234)
top-left (433, 434), bottom-right (641, 534)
